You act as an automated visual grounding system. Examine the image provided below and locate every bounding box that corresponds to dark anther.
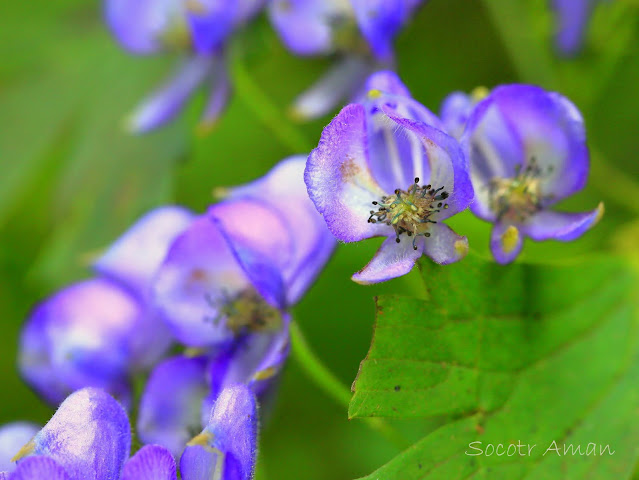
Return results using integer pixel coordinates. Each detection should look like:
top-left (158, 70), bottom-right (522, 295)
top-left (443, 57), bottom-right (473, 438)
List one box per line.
top-left (407, 231), bottom-right (412, 236)
top-left (425, 184), bottom-right (431, 189)
top-left (425, 233), bottom-right (431, 237)
top-left (395, 237), bottom-right (401, 243)
top-left (372, 201), bottom-right (378, 205)
top-left (440, 192), bottom-right (449, 199)
top-left (394, 189), bottom-right (400, 194)
top-left (414, 177), bottom-right (420, 183)
top-left (437, 202), bottom-right (442, 207)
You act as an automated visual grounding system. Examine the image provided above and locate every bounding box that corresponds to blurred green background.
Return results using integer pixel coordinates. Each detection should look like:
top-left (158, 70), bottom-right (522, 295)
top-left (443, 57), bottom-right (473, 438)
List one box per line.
top-left (1, 1), bottom-right (638, 479)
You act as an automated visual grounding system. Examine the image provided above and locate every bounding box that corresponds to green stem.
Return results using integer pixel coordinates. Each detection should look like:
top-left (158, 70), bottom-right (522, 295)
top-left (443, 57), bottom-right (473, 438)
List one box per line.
top-left (290, 321), bottom-right (410, 450)
top-left (229, 41), bottom-right (313, 154)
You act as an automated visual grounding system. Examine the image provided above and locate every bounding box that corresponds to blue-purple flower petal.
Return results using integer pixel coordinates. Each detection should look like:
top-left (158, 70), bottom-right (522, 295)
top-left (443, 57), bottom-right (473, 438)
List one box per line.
top-left (104, 0), bottom-right (187, 54)
top-left (268, 0), bottom-right (351, 56)
top-left (205, 315), bottom-right (290, 406)
top-left (208, 200), bottom-right (291, 309)
top-left (552, 0), bottom-right (600, 56)
top-left (351, 0), bottom-right (406, 61)
top-left (93, 206), bottom-right (194, 297)
top-left (199, 66), bottom-right (231, 130)
top-left (221, 156), bottom-right (336, 304)
top-left (138, 356), bottom-right (209, 457)
top-left (186, 1), bottom-right (236, 54)
top-left (10, 457), bottom-right (70, 480)
top-left (490, 223), bottom-right (524, 265)
top-left (126, 56), bottom-right (215, 134)
top-left (521, 203), bottom-right (603, 242)
top-left (180, 385), bottom-right (257, 480)
top-left (121, 445), bottom-right (177, 480)
top-left (153, 215), bottom-right (250, 347)
top-left (18, 279), bottom-right (154, 406)
top-left (440, 91), bottom-right (474, 140)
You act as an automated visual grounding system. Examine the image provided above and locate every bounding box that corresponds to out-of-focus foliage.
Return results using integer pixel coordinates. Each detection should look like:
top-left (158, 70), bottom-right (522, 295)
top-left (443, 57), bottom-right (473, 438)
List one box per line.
top-left (1, 1), bottom-right (639, 479)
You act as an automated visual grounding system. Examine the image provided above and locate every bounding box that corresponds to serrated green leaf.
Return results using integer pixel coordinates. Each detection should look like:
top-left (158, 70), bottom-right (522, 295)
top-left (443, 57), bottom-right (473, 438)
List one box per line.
top-left (351, 255), bottom-right (639, 479)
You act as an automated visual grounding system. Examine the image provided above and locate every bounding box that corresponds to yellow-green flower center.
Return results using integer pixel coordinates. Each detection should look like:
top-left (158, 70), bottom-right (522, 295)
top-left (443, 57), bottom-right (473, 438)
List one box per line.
top-left (488, 159), bottom-right (552, 223)
top-left (368, 177), bottom-right (449, 250)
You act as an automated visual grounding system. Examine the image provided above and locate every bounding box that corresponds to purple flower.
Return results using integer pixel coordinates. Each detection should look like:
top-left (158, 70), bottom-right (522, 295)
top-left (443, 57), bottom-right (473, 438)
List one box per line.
top-left (137, 318), bottom-right (289, 457)
top-left (140, 155), bottom-right (330, 454)
top-left (305, 71), bottom-right (473, 284)
top-left (153, 156), bottom-right (334, 347)
top-left (439, 87), bottom-right (490, 140)
top-left (3, 386), bottom-right (256, 480)
top-left (461, 84), bottom-right (603, 264)
top-left (104, 0), bottom-right (266, 132)
top-left (551, 0), bottom-right (609, 57)
top-left (19, 207), bottom-right (193, 407)
top-left (268, 0), bottom-right (425, 119)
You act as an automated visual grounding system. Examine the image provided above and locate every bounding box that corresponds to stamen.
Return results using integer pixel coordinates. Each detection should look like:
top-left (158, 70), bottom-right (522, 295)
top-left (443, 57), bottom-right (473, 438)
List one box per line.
top-left (367, 179), bottom-right (448, 245)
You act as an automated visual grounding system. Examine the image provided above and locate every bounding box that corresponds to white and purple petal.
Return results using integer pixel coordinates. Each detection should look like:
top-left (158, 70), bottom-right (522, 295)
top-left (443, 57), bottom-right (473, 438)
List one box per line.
top-left (305, 103), bottom-right (387, 242)
top-left (383, 111), bottom-right (474, 219)
top-left (17, 388), bottom-right (130, 480)
top-left (137, 356), bottom-right (209, 458)
top-left (366, 95), bottom-right (443, 193)
top-left (351, 236), bottom-right (424, 284)
top-left (121, 445), bottom-right (177, 480)
top-left (421, 223), bottom-right (468, 265)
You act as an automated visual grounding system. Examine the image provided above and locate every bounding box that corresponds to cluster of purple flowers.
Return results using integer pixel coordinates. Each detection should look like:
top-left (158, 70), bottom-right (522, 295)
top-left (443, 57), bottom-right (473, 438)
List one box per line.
top-left (106, 0), bottom-right (427, 133)
top-left (0, 1), bottom-right (608, 478)
top-left (3, 156), bottom-right (334, 479)
top-left (305, 73), bottom-right (602, 281)
top-left (106, 0), bottom-right (607, 134)
top-left (1, 386), bottom-right (257, 479)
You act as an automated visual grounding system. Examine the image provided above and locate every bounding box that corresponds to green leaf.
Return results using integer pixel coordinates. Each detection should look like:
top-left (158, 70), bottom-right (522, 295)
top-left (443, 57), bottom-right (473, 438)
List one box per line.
top-left (350, 254), bottom-right (639, 479)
